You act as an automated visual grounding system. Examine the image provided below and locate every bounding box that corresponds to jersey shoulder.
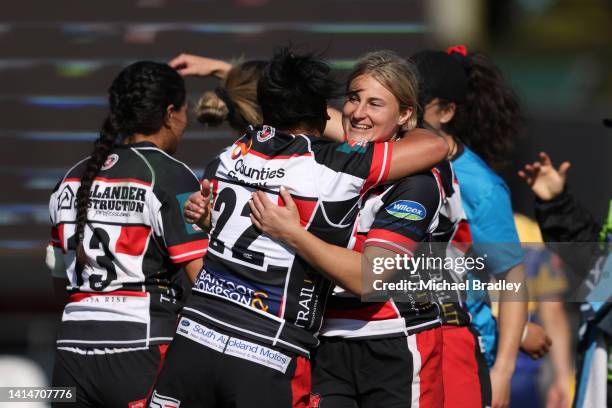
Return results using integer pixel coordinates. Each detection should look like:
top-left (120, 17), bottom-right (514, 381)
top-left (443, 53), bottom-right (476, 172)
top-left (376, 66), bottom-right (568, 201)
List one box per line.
top-left (133, 146), bottom-right (199, 191)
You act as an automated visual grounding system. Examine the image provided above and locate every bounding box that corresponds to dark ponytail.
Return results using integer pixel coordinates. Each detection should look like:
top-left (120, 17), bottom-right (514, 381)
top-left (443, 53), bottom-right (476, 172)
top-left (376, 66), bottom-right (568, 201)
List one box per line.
top-left (74, 61), bottom-right (185, 267)
top-left (445, 52), bottom-right (523, 170)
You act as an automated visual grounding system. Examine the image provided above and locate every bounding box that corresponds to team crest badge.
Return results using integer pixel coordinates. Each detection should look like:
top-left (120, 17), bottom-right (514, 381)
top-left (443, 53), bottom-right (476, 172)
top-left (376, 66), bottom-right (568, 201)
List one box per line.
top-left (256, 125), bottom-right (275, 142)
top-left (101, 154), bottom-right (119, 170)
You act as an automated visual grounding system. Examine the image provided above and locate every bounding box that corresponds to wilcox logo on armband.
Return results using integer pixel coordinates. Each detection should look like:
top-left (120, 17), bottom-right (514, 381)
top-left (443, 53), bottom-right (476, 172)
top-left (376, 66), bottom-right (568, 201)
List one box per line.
top-left (385, 200), bottom-right (426, 221)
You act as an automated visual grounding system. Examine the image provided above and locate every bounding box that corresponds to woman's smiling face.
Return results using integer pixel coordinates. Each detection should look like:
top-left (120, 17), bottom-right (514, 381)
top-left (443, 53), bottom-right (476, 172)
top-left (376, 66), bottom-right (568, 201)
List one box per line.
top-left (342, 73), bottom-right (412, 143)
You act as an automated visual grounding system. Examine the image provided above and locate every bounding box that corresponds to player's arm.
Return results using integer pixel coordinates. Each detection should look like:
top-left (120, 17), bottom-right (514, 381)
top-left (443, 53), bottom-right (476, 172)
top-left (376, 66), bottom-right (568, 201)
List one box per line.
top-left (472, 184), bottom-right (527, 408)
top-left (491, 263), bottom-right (527, 408)
top-left (168, 53), bottom-right (232, 79)
top-left (250, 176), bottom-right (438, 295)
top-left (386, 129), bottom-right (448, 181)
top-left (250, 188), bottom-right (364, 295)
top-left (181, 257), bottom-right (204, 284)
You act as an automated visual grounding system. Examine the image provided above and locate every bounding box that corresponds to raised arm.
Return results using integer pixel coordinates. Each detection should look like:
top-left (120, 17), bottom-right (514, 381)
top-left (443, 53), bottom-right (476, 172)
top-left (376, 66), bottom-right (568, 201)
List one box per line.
top-left (168, 53), bottom-right (232, 79)
top-left (386, 128), bottom-right (448, 181)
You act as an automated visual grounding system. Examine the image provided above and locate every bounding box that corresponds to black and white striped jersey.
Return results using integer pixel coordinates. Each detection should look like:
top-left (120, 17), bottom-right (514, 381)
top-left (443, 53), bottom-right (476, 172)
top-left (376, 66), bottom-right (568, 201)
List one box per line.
top-left (182, 125), bottom-right (393, 356)
top-left (48, 141), bottom-right (208, 348)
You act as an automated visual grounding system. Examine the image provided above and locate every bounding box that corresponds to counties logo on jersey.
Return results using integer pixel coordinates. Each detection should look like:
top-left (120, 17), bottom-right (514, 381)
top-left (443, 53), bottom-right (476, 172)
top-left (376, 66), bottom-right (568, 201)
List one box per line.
top-left (256, 125), bottom-right (275, 142)
top-left (101, 154), bottom-right (119, 170)
top-left (385, 200), bottom-right (426, 221)
top-left (230, 138), bottom-right (253, 160)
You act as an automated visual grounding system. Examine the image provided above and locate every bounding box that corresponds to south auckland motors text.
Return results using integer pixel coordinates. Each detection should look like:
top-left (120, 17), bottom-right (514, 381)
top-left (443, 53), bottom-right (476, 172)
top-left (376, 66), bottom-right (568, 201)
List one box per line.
top-left (85, 185), bottom-right (147, 216)
top-left (228, 159), bottom-right (286, 187)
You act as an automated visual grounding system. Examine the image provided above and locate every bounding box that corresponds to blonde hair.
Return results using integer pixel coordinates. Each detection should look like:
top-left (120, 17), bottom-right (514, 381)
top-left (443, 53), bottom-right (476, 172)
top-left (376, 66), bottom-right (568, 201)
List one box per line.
top-left (195, 60), bottom-right (265, 132)
top-left (347, 50), bottom-right (419, 131)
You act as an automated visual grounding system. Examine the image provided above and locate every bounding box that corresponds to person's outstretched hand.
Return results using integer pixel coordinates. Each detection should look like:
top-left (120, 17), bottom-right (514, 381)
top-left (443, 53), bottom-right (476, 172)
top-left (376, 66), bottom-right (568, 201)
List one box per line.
top-left (168, 53), bottom-right (231, 78)
top-left (518, 152), bottom-right (570, 201)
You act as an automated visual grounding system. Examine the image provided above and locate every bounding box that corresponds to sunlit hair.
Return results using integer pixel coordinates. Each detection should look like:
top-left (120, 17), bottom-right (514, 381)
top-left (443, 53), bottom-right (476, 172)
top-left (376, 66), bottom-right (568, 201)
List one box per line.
top-left (347, 50), bottom-right (419, 131)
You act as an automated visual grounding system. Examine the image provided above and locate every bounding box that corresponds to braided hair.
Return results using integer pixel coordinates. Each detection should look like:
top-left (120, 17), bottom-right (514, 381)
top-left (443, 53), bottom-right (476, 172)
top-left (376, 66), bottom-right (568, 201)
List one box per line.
top-left (74, 61), bottom-right (185, 267)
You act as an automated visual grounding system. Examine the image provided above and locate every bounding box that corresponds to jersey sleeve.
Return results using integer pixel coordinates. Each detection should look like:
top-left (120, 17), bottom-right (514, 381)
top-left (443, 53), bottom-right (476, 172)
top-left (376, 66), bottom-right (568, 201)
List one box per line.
top-left (364, 173), bottom-right (440, 256)
top-left (155, 164), bottom-right (208, 265)
top-left (47, 180), bottom-right (67, 277)
top-left (312, 140), bottom-right (393, 196)
top-left (470, 182), bottom-right (524, 276)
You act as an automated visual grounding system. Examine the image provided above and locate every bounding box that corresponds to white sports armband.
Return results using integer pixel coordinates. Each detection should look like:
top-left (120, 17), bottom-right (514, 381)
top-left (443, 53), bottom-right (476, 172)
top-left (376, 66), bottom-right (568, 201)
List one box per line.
top-left (45, 244), bottom-right (67, 278)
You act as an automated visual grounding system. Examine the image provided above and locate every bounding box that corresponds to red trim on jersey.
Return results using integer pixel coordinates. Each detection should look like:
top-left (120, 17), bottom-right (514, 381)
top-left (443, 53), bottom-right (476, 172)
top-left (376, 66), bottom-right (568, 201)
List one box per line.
top-left (115, 226), bottom-right (151, 256)
top-left (325, 301), bottom-right (400, 320)
top-left (167, 240), bottom-right (208, 264)
top-left (291, 356), bottom-right (311, 408)
top-left (416, 328), bottom-right (444, 407)
top-left (431, 167), bottom-right (446, 200)
top-left (50, 226), bottom-right (62, 248)
top-left (69, 290), bottom-right (147, 303)
top-left (283, 195), bottom-right (318, 227)
top-left (451, 220), bottom-right (472, 253)
top-left (381, 142), bottom-right (393, 183)
top-left (365, 229), bottom-right (418, 254)
top-left (66, 177), bottom-right (152, 186)
top-left (441, 325), bottom-right (483, 408)
top-left (93, 177), bottom-right (152, 186)
top-left (58, 223), bottom-right (66, 253)
top-left (361, 142), bottom-right (391, 194)
top-left (353, 233), bottom-right (367, 253)
top-left (248, 150), bottom-right (313, 160)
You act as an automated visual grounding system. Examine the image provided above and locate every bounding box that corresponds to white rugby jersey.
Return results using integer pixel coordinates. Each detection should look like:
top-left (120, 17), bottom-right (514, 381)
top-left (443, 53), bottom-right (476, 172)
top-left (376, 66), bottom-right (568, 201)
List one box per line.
top-left (182, 125), bottom-right (393, 356)
top-left (48, 142), bottom-right (208, 348)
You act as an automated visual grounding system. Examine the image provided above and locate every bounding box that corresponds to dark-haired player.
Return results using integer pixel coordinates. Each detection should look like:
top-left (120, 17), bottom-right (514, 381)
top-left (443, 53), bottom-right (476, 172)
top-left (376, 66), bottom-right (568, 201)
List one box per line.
top-left (46, 61), bottom-right (207, 407)
top-left (410, 47), bottom-right (528, 408)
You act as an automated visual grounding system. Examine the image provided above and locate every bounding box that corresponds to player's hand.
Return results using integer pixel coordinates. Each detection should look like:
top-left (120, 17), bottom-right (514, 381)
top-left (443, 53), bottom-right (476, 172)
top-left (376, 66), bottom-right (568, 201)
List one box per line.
top-left (546, 376), bottom-right (571, 408)
top-left (520, 322), bottom-right (552, 359)
top-left (250, 187), bottom-right (301, 242)
top-left (184, 179), bottom-right (212, 230)
top-left (168, 53), bottom-right (232, 78)
top-left (490, 364), bottom-right (513, 408)
top-left (518, 152), bottom-right (570, 201)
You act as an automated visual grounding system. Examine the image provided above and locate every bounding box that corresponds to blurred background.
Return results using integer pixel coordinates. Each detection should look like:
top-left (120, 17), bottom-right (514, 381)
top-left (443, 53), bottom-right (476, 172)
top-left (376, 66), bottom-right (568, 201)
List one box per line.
top-left (1, 0), bottom-right (611, 406)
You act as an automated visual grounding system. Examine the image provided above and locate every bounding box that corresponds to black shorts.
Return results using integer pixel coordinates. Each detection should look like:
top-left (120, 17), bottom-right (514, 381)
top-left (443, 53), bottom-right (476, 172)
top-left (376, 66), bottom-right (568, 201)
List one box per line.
top-left (311, 328), bottom-right (443, 408)
top-left (149, 317), bottom-right (311, 408)
top-left (52, 344), bottom-right (167, 407)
